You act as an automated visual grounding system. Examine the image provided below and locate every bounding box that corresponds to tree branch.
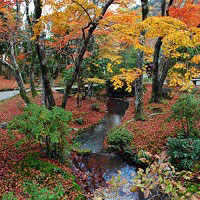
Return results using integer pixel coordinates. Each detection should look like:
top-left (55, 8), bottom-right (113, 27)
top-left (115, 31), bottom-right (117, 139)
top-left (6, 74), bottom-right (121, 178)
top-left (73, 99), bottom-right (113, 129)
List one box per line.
top-left (72, 0), bottom-right (93, 23)
top-left (166, 0), bottom-right (174, 16)
top-left (0, 56), bottom-right (15, 71)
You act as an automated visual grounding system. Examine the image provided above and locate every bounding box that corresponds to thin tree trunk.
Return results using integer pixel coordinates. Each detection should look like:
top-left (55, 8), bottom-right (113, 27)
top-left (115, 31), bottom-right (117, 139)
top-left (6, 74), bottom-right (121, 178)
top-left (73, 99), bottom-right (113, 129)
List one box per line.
top-left (0, 63), bottom-right (2, 75)
top-left (61, 0), bottom-right (114, 109)
top-left (36, 43), bottom-right (55, 109)
top-left (61, 65), bottom-right (80, 109)
top-left (158, 58), bottom-right (170, 96)
top-left (34, 0), bottom-right (55, 109)
top-left (25, 0), bottom-right (37, 97)
top-left (14, 69), bottom-right (30, 105)
top-left (29, 48), bottom-right (37, 97)
top-left (151, 37), bottom-right (162, 103)
top-left (150, 0), bottom-right (174, 102)
top-left (134, 50), bottom-right (144, 120)
top-left (134, 0), bottom-right (148, 120)
top-left (0, 56), bottom-right (30, 105)
top-left (10, 42), bottom-right (30, 105)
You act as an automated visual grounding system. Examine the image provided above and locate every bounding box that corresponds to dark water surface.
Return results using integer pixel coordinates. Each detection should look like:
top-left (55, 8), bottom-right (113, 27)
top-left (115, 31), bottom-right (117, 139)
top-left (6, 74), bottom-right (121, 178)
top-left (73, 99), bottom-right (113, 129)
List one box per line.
top-left (76, 98), bottom-right (143, 200)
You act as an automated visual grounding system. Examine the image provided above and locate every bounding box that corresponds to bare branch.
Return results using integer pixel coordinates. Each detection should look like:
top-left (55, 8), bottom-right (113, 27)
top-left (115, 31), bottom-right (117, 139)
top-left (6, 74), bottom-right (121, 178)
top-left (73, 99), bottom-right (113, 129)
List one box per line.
top-left (166, 0), bottom-right (174, 16)
top-left (0, 55), bottom-right (15, 71)
top-left (72, 0), bottom-right (93, 23)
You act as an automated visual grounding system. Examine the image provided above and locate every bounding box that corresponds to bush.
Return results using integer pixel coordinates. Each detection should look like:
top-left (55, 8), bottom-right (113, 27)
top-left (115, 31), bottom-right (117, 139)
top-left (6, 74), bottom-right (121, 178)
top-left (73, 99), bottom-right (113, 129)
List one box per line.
top-left (106, 79), bottom-right (134, 98)
top-left (2, 192), bottom-right (17, 200)
top-left (8, 104), bottom-right (73, 161)
top-left (108, 126), bottom-right (133, 151)
top-left (23, 181), bottom-right (65, 200)
top-left (170, 93), bottom-right (200, 138)
top-left (167, 138), bottom-right (200, 170)
top-left (91, 103), bottom-right (100, 111)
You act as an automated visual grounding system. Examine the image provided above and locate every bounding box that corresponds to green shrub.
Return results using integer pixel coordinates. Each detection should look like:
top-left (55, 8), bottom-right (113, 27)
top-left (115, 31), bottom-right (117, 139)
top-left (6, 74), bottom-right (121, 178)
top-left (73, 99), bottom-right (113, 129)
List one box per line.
top-left (75, 117), bottom-right (85, 125)
top-left (23, 181), bottom-right (65, 200)
top-left (167, 138), bottom-right (200, 170)
top-left (2, 192), bottom-right (17, 200)
top-left (170, 93), bottom-right (200, 138)
top-left (20, 153), bottom-right (65, 176)
top-left (108, 126), bottom-right (133, 151)
top-left (91, 103), bottom-right (100, 111)
top-left (8, 104), bottom-right (73, 161)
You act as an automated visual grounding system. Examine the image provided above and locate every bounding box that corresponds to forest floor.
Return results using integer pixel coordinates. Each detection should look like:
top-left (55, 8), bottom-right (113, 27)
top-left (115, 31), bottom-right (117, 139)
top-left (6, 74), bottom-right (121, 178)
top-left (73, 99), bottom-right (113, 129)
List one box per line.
top-left (0, 92), bottom-right (106, 199)
top-left (1, 81), bottom-right (199, 198)
top-left (121, 84), bottom-right (197, 154)
top-left (0, 75), bottom-right (62, 91)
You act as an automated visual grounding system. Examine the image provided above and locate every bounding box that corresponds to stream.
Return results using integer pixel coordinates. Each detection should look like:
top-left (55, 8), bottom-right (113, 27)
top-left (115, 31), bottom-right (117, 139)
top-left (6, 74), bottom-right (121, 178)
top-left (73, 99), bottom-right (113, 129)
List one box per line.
top-left (75, 98), bottom-right (144, 200)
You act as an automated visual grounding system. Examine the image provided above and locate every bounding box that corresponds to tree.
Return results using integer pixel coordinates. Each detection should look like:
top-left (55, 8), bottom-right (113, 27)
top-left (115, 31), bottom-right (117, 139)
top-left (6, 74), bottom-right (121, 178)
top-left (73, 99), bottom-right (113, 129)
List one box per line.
top-left (0, 1), bottom-right (30, 105)
top-left (33, 0), bottom-right (56, 109)
top-left (32, 0), bottom-right (115, 109)
top-left (134, 0), bottom-right (148, 120)
top-left (25, 0), bottom-right (38, 97)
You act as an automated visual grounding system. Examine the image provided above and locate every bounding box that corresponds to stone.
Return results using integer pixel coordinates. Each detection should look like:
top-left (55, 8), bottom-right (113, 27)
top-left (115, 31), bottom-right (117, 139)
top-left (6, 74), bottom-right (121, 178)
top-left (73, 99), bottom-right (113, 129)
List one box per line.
top-left (0, 122), bottom-right (8, 129)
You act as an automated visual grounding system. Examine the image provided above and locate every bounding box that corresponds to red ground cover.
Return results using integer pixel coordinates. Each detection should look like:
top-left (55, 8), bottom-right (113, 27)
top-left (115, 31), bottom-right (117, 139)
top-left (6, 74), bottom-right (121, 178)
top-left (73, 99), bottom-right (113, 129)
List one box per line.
top-left (0, 76), bottom-right (31, 91)
top-left (121, 84), bottom-right (181, 154)
top-left (0, 76), bottom-right (62, 91)
top-left (0, 92), bottom-right (106, 198)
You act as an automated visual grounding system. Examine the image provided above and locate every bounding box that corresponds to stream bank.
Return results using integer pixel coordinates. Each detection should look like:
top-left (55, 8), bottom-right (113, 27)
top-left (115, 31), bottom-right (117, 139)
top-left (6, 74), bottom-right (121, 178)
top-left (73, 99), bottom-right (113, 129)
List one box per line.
top-left (73, 98), bottom-right (144, 200)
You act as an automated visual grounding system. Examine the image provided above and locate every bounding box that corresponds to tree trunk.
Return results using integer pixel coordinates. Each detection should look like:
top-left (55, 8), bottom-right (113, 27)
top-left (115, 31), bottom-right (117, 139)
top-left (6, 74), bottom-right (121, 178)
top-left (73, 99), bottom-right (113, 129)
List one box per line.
top-left (0, 57), bottom-right (30, 106)
top-left (134, 50), bottom-right (144, 120)
top-left (29, 46), bottom-right (37, 97)
top-left (14, 69), bottom-right (30, 105)
top-left (150, 0), bottom-right (174, 102)
top-left (4, 68), bottom-right (11, 80)
top-left (158, 58), bottom-right (170, 96)
top-left (10, 41), bottom-right (30, 105)
top-left (61, 65), bottom-right (80, 109)
top-left (61, 0), bottom-right (114, 109)
top-left (0, 63), bottom-right (2, 75)
top-left (34, 0), bottom-right (55, 109)
top-left (151, 37), bottom-right (162, 103)
top-left (25, 0), bottom-right (37, 97)
top-left (134, 0), bottom-right (148, 120)
top-left (36, 43), bottom-right (55, 109)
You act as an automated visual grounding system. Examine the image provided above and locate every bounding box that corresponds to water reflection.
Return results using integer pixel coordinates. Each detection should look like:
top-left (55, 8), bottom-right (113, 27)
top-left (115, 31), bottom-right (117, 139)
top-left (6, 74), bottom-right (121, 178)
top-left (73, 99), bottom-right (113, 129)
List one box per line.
top-left (77, 98), bottom-right (142, 200)
top-left (79, 98), bottom-right (129, 153)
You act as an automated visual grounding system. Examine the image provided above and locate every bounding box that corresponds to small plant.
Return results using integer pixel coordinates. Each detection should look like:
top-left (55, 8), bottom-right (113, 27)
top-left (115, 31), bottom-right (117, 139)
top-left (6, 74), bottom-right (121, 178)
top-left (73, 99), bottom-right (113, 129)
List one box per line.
top-left (8, 104), bottom-right (73, 161)
top-left (191, 87), bottom-right (199, 94)
top-left (23, 181), bottom-right (65, 200)
top-left (2, 192), bottom-right (17, 200)
top-left (91, 103), bottom-right (100, 111)
top-left (108, 126), bottom-right (133, 151)
top-left (94, 152), bottom-right (200, 200)
top-left (170, 93), bottom-right (200, 138)
top-left (75, 117), bottom-right (85, 125)
top-left (133, 152), bottom-right (200, 200)
top-left (167, 138), bottom-right (200, 170)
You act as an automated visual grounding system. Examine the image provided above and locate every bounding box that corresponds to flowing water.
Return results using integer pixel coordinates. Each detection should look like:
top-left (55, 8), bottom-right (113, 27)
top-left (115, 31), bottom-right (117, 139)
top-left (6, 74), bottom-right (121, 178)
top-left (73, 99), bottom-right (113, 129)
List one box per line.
top-left (75, 98), bottom-right (144, 200)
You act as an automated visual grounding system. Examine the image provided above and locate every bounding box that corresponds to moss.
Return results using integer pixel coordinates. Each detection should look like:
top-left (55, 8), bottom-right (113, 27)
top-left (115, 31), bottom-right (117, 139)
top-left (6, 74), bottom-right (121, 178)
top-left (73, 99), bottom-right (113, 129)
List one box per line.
top-left (76, 149), bottom-right (91, 156)
top-left (20, 152), bottom-right (68, 177)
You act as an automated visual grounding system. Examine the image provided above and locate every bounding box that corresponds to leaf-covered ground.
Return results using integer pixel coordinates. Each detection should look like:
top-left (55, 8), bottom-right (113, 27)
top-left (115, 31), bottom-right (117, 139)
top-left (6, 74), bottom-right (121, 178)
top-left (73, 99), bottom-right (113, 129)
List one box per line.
top-left (121, 84), bottom-right (181, 154)
top-left (0, 92), bottom-right (106, 198)
top-left (0, 76), bottom-right (31, 91)
top-left (0, 76), bottom-right (62, 91)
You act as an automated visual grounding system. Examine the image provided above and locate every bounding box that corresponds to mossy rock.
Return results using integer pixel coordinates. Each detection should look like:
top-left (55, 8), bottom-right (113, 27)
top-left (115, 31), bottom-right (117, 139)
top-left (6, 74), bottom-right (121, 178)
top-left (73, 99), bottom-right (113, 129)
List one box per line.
top-left (76, 149), bottom-right (92, 156)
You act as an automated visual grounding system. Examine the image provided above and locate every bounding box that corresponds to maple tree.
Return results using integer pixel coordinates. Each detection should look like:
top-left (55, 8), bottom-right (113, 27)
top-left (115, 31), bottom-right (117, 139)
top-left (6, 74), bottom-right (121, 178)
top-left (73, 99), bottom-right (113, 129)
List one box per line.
top-left (32, 0), bottom-right (116, 109)
top-left (98, 0), bottom-right (200, 107)
top-left (0, 0), bottom-right (31, 105)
